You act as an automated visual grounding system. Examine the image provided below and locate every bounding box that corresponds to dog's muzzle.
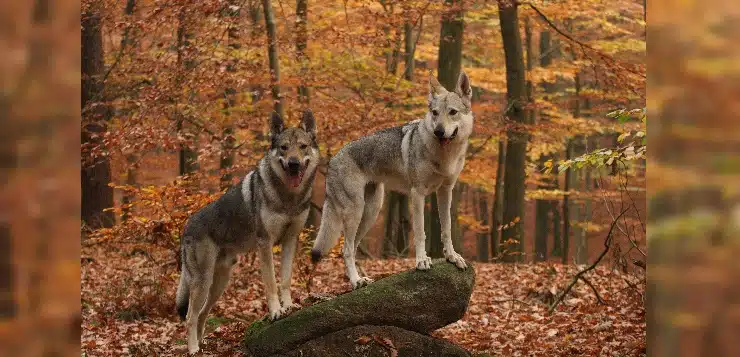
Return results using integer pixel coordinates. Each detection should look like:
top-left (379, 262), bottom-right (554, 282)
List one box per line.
top-left (434, 126), bottom-right (458, 147)
top-left (284, 158), bottom-right (305, 188)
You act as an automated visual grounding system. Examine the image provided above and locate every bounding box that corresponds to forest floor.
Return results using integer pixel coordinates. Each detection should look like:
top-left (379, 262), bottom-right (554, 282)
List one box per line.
top-left (81, 242), bottom-right (646, 356)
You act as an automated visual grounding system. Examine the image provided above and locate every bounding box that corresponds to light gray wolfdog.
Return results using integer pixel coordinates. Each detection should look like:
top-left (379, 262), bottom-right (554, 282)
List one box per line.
top-left (311, 72), bottom-right (473, 289)
top-left (175, 111), bottom-right (319, 354)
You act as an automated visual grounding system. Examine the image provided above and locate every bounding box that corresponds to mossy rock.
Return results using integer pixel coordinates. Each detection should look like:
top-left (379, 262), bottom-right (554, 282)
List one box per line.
top-left (243, 259), bottom-right (475, 356)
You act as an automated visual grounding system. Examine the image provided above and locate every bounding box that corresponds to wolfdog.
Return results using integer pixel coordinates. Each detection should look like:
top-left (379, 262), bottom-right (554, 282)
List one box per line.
top-left (175, 111), bottom-right (319, 354)
top-left (311, 72), bottom-right (473, 289)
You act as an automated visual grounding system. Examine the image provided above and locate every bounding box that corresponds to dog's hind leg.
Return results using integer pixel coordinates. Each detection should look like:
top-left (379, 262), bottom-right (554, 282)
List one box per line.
top-left (350, 183), bottom-right (385, 288)
top-left (196, 252), bottom-right (236, 344)
top-left (342, 197), bottom-right (366, 290)
top-left (184, 239), bottom-right (217, 354)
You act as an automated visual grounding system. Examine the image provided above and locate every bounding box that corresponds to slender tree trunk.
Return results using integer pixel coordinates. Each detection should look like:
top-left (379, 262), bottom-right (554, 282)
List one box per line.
top-left (384, 191), bottom-right (400, 257)
top-left (491, 140), bottom-right (505, 258)
top-left (562, 141), bottom-right (572, 264)
top-left (263, 0), bottom-right (284, 118)
top-left (296, 0), bottom-right (310, 104)
top-left (120, 0), bottom-right (138, 222)
top-left (498, 0), bottom-right (530, 263)
top-left (526, 16), bottom-right (548, 262)
top-left (477, 188), bottom-right (490, 262)
top-left (82, 7), bottom-right (115, 229)
top-left (396, 194), bottom-right (409, 256)
top-left (249, 0), bottom-right (263, 103)
top-left (220, 0), bottom-right (241, 190)
top-left (551, 178), bottom-right (562, 257)
top-left (386, 27), bottom-right (402, 75)
top-left (176, 9), bottom-right (199, 176)
top-left (403, 19), bottom-right (417, 81)
top-left (437, 0), bottom-right (463, 90)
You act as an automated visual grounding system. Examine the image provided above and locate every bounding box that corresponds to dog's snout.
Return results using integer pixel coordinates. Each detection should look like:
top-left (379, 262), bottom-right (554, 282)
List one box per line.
top-left (287, 158), bottom-right (301, 173)
top-left (433, 126), bottom-right (445, 139)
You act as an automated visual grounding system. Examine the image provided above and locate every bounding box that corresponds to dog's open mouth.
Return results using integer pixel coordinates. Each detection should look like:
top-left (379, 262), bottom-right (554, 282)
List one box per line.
top-left (285, 169), bottom-right (305, 188)
top-left (439, 128), bottom-right (459, 147)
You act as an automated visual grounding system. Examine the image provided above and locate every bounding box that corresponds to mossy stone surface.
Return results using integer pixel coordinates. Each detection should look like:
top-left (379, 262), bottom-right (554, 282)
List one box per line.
top-left (242, 259), bottom-right (475, 356)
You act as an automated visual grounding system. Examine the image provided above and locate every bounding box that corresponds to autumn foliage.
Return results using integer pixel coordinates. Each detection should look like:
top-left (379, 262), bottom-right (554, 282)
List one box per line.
top-left (81, 0), bottom-right (646, 355)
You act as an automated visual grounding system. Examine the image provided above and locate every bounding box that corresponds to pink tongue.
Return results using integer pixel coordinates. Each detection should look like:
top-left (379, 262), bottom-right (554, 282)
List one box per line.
top-left (440, 138), bottom-right (450, 146)
top-left (288, 175), bottom-right (301, 188)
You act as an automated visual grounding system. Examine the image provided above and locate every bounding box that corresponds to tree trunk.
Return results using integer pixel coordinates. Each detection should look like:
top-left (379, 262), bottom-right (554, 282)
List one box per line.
top-left (386, 27), bottom-right (402, 75)
top-left (396, 194), bottom-right (410, 256)
top-left (551, 183), bottom-right (562, 257)
top-left (81, 7), bottom-right (115, 229)
top-left (437, 0), bottom-right (464, 91)
top-left (263, 0), bottom-right (284, 118)
top-left (120, 0), bottom-right (138, 222)
top-left (220, 0), bottom-right (242, 190)
top-left (403, 19), bottom-right (417, 81)
top-left (427, 194), bottom-right (442, 258)
top-left (476, 188), bottom-right (489, 262)
top-left (383, 192), bottom-right (400, 257)
top-left (176, 9), bottom-right (199, 177)
top-left (249, 0), bottom-right (263, 103)
top-left (296, 0), bottom-right (310, 104)
top-left (491, 140), bottom-right (505, 258)
top-left (498, 0), bottom-right (530, 263)
top-left (562, 141), bottom-right (573, 264)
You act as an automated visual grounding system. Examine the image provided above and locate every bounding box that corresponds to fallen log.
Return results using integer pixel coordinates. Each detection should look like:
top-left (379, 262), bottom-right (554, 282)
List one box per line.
top-left (242, 259), bottom-right (476, 356)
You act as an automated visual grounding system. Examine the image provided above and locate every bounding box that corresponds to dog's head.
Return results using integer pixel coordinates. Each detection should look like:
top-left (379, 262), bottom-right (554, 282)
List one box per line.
top-left (267, 110), bottom-right (319, 189)
top-left (424, 71), bottom-right (474, 147)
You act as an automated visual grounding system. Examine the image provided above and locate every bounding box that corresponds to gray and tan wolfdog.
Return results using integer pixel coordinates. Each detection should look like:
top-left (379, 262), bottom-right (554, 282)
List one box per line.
top-left (311, 72), bottom-right (473, 289)
top-left (175, 111), bottom-right (319, 354)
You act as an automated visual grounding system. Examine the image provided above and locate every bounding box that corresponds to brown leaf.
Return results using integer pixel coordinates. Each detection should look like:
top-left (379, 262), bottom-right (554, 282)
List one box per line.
top-left (354, 335), bottom-right (372, 345)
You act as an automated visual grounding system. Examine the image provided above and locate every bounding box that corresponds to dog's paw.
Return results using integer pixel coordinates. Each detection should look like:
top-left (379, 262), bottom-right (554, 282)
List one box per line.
top-left (415, 255), bottom-right (432, 270)
top-left (279, 302), bottom-right (300, 316)
top-left (268, 309), bottom-right (284, 321)
top-left (445, 251), bottom-right (468, 270)
top-left (351, 276), bottom-right (374, 290)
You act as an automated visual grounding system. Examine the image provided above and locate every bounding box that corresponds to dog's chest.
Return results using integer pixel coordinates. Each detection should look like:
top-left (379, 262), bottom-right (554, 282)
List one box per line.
top-left (259, 209), bottom-right (294, 242)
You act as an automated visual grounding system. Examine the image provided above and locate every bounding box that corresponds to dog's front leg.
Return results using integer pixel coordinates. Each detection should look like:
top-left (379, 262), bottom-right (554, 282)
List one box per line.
top-left (410, 189), bottom-right (432, 270)
top-left (257, 243), bottom-right (282, 320)
top-left (279, 232), bottom-right (300, 314)
top-left (437, 183), bottom-right (467, 269)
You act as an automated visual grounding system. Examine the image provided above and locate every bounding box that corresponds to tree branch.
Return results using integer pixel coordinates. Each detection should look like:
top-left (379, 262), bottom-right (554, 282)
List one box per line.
top-left (548, 207), bottom-right (629, 314)
top-left (519, 2), bottom-right (646, 80)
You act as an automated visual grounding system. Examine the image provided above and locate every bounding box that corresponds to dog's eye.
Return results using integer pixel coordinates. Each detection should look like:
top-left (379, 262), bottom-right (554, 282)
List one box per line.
top-left (431, 110), bottom-right (439, 116)
top-left (280, 145), bottom-right (288, 151)
top-left (300, 144), bottom-right (308, 150)
top-left (449, 109), bottom-right (458, 115)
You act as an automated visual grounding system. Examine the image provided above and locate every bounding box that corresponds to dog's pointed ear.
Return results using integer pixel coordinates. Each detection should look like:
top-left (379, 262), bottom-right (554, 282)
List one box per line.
top-left (455, 71), bottom-right (472, 100)
top-left (300, 109), bottom-right (316, 135)
top-left (429, 74), bottom-right (446, 100)
top-left (269, 111), bottom-right (283, 138)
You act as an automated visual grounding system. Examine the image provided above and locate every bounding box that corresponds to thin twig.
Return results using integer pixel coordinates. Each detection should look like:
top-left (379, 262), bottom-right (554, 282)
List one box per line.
top-left (548, 207), bottom-right (629, 314)
top-left (579, 276), bottom-right (606, 305)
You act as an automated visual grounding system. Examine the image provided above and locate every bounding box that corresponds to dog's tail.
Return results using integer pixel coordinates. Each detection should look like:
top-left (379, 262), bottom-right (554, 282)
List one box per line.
top-left (175, 243), bottom-right (190, 321)
top-left (311, 200), bottom-right (343, 263)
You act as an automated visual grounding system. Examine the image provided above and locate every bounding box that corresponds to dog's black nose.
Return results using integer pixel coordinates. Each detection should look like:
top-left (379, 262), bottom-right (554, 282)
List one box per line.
top-left (287, 158), bottom-right (301, 174)
top-left (433, 126), bottom-right (446, 139)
